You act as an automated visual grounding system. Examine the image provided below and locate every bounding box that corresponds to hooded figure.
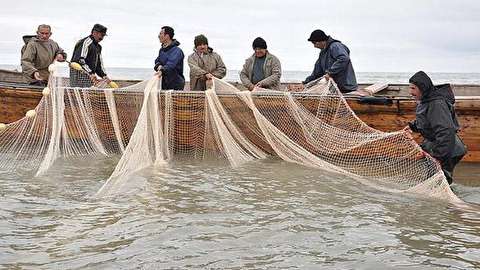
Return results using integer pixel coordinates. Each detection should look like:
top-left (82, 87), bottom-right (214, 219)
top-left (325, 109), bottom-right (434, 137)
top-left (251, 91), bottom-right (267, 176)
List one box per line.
top-left (408, 71), bottom-right (467, 184)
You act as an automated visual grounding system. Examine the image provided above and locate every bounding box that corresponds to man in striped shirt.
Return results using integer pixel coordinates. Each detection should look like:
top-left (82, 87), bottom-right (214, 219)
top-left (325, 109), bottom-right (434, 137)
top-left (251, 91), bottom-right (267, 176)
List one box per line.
top-left (70, 24), bottom-right (111, 87)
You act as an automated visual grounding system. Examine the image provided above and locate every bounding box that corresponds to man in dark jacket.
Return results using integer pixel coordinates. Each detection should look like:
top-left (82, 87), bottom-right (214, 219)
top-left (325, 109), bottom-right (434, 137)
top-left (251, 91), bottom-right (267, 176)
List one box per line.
top-left (70, 24), bottom-right (111, 87)
top-left (405, 71), bottom-right (467, 184)
top-left (154, 26), bottom-right (185, 90)
top-left (303, 29), bottom-right (357, 93)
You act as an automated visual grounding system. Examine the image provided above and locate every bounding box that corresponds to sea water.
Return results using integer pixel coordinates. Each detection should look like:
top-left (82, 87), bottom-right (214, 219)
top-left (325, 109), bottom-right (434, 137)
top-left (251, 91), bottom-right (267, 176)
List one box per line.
top-left (2, 64), bottom-right (480, 84)
top-left (1, 65), bottom-right (480, 269)
top-left (0, 156), bottom-right (479, 269)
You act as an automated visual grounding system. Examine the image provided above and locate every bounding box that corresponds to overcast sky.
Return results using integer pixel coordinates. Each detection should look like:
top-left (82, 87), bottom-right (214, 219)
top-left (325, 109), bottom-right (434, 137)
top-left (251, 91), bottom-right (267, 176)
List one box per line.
top-left (1, 0), bottom-right (479, 72)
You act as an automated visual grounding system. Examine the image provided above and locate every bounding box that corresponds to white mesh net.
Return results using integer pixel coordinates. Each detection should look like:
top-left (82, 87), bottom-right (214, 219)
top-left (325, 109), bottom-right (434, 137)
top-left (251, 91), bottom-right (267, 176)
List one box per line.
top-left (0, 63), bottom-right (461, 202)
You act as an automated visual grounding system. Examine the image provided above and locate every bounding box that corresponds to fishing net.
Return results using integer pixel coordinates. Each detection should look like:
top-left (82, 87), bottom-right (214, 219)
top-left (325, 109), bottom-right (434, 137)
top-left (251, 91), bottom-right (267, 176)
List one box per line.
top-left (0, 63), bottom-right (460, 202)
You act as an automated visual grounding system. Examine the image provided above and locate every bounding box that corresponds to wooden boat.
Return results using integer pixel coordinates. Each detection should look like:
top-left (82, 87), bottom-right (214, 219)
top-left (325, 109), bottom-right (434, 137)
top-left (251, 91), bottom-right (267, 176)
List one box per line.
top-left (1, 68), bottom-right (479, 162)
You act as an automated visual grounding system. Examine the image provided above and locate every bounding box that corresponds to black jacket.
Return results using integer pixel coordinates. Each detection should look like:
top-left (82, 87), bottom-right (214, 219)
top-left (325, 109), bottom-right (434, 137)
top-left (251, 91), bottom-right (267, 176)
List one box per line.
top-left (408, 71), bottom-right (467, 162)
top-left (71, 35), bottom-right (107, 77)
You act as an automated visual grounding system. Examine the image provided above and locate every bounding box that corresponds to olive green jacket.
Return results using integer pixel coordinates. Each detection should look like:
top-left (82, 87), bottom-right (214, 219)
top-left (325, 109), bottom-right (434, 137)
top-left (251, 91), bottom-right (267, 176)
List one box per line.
top-left (188, 48), bottom-right (226, 91)
top-left (21, 37), bottom-right (65, 83)
top-left (239, 51), bottom-right (281, 90)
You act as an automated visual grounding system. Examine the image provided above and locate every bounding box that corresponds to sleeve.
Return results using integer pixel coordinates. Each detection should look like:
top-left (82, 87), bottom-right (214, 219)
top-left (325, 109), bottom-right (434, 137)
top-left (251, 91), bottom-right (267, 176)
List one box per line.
top-left (78, 38), bottom-right (93, 73)
top-left (95, 53), bottom-right (107, 78)
top-left (160, 48), bottom-right (183, 75)
top-left (55, 44), bottom-right (67, 59)
top-left (303, 57), bottom-right (324, 84)
top-left (427, 101), bottom-right (457, 161)
top-left (326, 43), bottom-right (350, 75)
top-left (21, 42), bottom-right (38, 78)
top-left (211, 54), bottom-right (227, 79)
top-left (154, 50), bottom-right (162, 71)
top-left (239, 58), bottom-right (254, 89)
top-left (188, 54), bottom-right (207, 78)
top-left (408, 120), bottom-right (419, 133)
top-left (258, 56), bottom-right (281, 87)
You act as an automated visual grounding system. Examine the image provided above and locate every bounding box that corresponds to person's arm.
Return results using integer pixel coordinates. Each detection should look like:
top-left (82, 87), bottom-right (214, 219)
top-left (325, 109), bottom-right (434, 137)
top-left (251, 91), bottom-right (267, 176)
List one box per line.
top-left (55, 44), bottom-right (66, 62)
top-left (95, 53), bottom-right (107, 78)
top-left (211, 53), bottom-right (226, 79)
top-left (257, 56), bottom-right (281, 88)
top-left (428, 100), bottom-right (457, 161)
top-left (188, 54), bottom-right (207, 78)
top-left (239, 58), bottom-right (254, 90)
top-left (78, 38), bottom-right (94, 74)
top-left (154, 50), bottom-right (162, 71)
top-left (21, 42), bottom-right (39, 79)
top-left (408, 120), bottom-right (419, 133)
top-left (303, 57), bottom-right (324, 84)
top-left (326, 43), bottom-right (350, 76)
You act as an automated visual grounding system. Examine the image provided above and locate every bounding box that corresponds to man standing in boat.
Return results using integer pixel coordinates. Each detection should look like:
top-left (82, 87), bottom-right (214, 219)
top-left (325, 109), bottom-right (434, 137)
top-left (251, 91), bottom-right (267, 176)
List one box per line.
top-left (240, 37), bottom-right (282, 91)
top-left (404, 71), bottom-right (467, 185)
top-left (188, 34), bottom-right (226, 91)
top-left (154, 26), bottom-right (185, 90)
top-left (70, 24), bottom-right (111, 87)
top-left (21, 24), bottom-right (66, 86)
top-left (303, 29), bottom-right (357, 93)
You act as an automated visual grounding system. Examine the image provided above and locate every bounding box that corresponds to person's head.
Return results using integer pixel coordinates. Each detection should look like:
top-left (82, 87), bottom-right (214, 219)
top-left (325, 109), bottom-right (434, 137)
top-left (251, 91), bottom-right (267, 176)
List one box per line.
top-left (36, 24), bottom-right (52, 41)
top-left (159, 26), bottom-right (174, 44)
top-left (91, 24), bottom-right (107, 42)
top-left (194, 34), bottom-right (209, 53)
top-left (252, 37), bottom-right (267, 58)
top-left (308, 29), bottom-right (329, 49)
top-left (409, 71), bottom-right (434, 102)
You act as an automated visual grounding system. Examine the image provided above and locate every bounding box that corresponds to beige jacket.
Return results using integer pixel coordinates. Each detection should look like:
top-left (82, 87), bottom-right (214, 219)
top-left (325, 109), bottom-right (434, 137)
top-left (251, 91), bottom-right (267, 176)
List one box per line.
top-left (188, 48), bottom-right (226, 91)
top-left (239, 51), bottom-right (281, 90)
top-left (21, 37), bottom-right (65, 83)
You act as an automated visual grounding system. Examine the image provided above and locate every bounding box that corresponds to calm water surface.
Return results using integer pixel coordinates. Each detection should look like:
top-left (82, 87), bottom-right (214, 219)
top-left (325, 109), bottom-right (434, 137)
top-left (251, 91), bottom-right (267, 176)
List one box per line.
top-left (1, 157), bottom-right (479, 269)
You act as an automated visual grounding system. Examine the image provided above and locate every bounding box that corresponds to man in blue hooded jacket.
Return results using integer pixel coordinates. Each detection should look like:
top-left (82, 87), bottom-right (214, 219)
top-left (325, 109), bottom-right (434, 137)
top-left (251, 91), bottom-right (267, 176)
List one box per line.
top-left (154, 26), bottom-right (185, 90)
top-left (303, 29), bottom-right (357, 93)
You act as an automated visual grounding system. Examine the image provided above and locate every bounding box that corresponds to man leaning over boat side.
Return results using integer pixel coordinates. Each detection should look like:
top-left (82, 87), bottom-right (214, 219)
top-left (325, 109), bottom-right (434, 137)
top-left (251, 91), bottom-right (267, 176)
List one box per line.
top-left (21, 24), bottom-right (66, 86)
top-left (404, 71), bottom-right (467, 185)
top-left (154, 26), bottom-right (185, 90)
top-left (188, 34), bottom-right (226, 91)
top-left (303, 29), bottom-right (357, 93)
top-left (240, 37), bottom-right (282, 91)
top-left (70, 24), bottom-right (111, 87)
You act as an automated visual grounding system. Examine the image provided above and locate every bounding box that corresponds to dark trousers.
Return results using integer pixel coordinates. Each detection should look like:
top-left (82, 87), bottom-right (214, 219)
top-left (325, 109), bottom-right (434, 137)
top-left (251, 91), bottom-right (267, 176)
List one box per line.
top-left (441, 155), bottom-right (464, 185)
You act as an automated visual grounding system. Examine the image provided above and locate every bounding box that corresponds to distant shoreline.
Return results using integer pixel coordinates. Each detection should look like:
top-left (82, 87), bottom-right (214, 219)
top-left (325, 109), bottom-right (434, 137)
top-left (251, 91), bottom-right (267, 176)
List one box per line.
top-left (2, 64), bottom-right (479, 84)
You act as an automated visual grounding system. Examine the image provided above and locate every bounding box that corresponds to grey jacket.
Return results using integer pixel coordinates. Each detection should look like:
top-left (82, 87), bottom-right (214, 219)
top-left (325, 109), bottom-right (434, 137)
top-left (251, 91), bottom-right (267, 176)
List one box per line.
top-left (188, 47), bottom-right (226, 91)
top-left (21, 37), bottom-right (65, 83)
top-left (240, 52), bottom-right (281, 90)
top-left (303, 37), bottom-right (357, 93)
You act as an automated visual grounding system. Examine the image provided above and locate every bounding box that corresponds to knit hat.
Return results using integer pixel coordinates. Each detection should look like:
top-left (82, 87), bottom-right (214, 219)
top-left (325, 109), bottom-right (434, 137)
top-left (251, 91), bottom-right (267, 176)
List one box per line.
top-left (252, 37), bottom-right (267, 49)
top-left (194, 34), bottom-right (208, 47)
top-left (308, 29), bottom-right (328, 42)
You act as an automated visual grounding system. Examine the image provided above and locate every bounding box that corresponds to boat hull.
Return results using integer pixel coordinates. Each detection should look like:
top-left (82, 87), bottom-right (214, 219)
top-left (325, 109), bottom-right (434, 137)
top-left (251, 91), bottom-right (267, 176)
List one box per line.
top-left (1, 82), bottom-right (479, 162)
